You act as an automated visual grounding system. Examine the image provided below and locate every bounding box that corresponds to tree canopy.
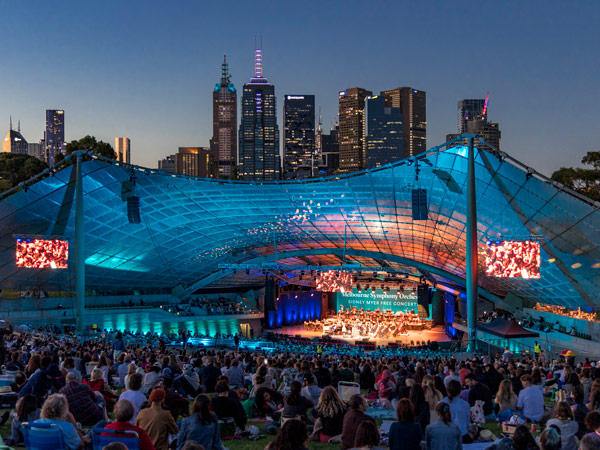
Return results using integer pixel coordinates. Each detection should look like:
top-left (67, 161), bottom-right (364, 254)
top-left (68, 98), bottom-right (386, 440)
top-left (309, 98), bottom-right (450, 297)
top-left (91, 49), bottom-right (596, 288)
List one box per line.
top-left (0, 153), bottom-right (48, 193)
top-left (57, 135), bottom-right (116, 163)
top-left (551, 151), bottom-right (600, 202)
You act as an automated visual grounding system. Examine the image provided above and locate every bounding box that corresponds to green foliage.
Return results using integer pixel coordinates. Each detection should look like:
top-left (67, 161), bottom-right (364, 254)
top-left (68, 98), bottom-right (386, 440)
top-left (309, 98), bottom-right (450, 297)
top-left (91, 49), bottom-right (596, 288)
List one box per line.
top-left (65, 135), bottom-right (117, 160)
top-left (551, 151), bottom-right (600, 201)
top-left (0, 153), bottom-right (48, 192)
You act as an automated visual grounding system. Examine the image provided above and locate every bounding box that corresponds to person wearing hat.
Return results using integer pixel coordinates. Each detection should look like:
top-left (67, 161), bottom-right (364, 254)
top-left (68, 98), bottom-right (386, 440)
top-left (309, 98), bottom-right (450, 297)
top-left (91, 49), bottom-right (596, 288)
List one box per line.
top-left (18, 362), bottom-right (64, 405)
top-left (135, 388), bottom-right (179, 450)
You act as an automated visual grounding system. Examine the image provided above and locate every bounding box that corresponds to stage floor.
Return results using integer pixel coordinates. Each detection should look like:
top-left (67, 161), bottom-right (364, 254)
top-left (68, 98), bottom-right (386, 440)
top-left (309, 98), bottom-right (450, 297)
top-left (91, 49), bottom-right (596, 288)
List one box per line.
top-left (277, 324), bottom-right (451, 346)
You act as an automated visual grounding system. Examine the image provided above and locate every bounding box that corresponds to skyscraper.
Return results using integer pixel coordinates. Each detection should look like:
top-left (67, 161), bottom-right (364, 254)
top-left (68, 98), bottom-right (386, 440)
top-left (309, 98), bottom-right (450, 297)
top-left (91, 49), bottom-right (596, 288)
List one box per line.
top-left (320, 122), bottom-right (339, 175)
top-left (115, 137), bottom-right (131, 164)
top-left (175, 147), bottom-right (210, 177)
top-left (283, 95), bottom-right (315, 178)
top-left (381, 87), bottom-right (426, 158)
top-left (365, 95), bottom-right (403, 169)
top-left (158, 154), bottom-right (176, 173)
top-left (2, 119), bottom-right (28, 154)
top-left (45, 109), bottom-right (64, 166)
top-left (338, 87), bottom-right (372, 173)
top-left (210, 55), bottom-right (237, 178)
top-left (239, 39), bottom-right (280, 181)
top-left (458, 98), bottom-right (487, 133)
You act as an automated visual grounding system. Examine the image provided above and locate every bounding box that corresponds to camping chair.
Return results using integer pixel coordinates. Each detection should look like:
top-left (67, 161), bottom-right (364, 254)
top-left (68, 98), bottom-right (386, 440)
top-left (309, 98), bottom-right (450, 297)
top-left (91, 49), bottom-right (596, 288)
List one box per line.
top-left (92, 428), bottom-right (140, 450)
top-left (22, 422), bottom-right (66, 450)
top-left (338, 381), bottom-right (360, 403)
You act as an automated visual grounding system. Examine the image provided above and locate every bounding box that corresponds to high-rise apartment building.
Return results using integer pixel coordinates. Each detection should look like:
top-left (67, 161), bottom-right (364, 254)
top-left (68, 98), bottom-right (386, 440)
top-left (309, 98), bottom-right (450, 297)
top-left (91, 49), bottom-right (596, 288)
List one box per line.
top-left (175, 147), bottom-right (210, 177)
top-left (458, 98), bottom-right (487, 133)
top-left (283, 95), bottom-right (315, 178)
top-left (365, 95), bottom-right (403, 169)
top-left (27, 142), bottom-right (44, 160)
top-left (45, 109), bottom-right (65, 166)
top-left (115, 137), bottom-right (131, 164)
top-left (381, 87), bottom-right (426, 158)
top-left (210, 55), bottom-right (237, 178)
top-left (2, 119), bottom-right (28, 154)
top-left (239, 39), bottom-right (280, 181)
top-left (338, 87), bottom-right (372, 172)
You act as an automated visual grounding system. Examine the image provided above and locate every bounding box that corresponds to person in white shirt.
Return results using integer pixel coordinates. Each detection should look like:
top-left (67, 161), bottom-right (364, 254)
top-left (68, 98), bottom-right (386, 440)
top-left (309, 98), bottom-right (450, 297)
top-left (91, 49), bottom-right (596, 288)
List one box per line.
top-left (118, 373), bottom-right (147, 423)
top-left (517, 374), bottom-right (544, 422)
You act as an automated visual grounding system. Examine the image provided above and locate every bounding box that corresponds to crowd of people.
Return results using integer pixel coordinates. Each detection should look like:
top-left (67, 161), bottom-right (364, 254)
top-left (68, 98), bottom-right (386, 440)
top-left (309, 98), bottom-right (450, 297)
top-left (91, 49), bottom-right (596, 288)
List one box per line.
top-left (533, 304), bottom-right (597, 324)
top-left (304, 307), bottom-right (425, 340)
top-left (0, 325), bottom-right (599, 450)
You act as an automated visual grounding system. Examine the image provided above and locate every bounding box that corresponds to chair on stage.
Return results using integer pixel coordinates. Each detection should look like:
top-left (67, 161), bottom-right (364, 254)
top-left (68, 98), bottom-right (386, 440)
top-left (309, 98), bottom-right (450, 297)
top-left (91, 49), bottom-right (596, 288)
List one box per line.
top-left (338, 381), bottom-right (360, 403)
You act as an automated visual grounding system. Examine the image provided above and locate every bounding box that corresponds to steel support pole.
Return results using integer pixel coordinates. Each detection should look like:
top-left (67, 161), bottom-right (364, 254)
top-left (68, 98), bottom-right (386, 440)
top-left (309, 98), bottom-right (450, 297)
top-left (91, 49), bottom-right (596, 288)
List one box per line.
top-left (75, 154), bottom-right (85, 333)
top-left (466, 137), bottom-right (478, 351)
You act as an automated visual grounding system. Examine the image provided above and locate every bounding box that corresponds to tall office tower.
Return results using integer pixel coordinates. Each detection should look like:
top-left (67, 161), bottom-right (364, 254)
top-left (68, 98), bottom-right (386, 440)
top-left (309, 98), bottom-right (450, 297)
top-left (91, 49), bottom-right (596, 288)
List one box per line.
top-left (381, 87), bottom-right (426, 158)
top-left (365, 95), bottom-right (403, 169)
top-left (27, 142), bottom-right (44, 160)
top-left (158, 154), bottom-right (176, 173)
top-left (115, 137), bottom-right (131, 163)
top-left (238, 38), bottom-right (280, 181)
top-left (2, 118), bottom-right (28, 154)
top-left (338, 87), bottom-right (372, 172)
top-left (283, 95), bottom-right (315, 178)
top-left (458, 98), bottom-right (487, 133)
top-left (175, 147), bottom-right (210, 177)
top-left (45, 109), bottom-right (65, 166)
top-left (320, 122), bottom-right (339, 175)
top-left (210, 55), bottom-right (237, 178)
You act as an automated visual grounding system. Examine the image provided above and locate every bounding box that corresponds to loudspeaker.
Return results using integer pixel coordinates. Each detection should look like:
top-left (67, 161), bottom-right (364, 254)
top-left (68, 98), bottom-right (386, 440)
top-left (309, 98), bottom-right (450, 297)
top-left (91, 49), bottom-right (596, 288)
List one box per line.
top-left (127, 196), bottom-right (141, 224)
top-left (412, 189), bottom-right (428, 220)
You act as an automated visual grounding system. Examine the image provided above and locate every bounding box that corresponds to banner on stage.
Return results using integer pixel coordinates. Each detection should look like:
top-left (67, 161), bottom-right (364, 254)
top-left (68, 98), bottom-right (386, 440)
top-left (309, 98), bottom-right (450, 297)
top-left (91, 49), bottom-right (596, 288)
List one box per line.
top-left (335, 288), bottom-right (418, 313)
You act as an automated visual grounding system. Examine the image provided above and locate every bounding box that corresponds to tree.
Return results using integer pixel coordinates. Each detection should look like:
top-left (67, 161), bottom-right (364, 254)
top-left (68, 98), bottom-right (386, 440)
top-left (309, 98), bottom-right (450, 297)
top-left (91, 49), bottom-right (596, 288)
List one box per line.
top-left (0, 153), bottom-right (48, 193)
top-left (551, 151), bottom-right (600, 201)
top-left (65, 135), bottom-right (117, 160)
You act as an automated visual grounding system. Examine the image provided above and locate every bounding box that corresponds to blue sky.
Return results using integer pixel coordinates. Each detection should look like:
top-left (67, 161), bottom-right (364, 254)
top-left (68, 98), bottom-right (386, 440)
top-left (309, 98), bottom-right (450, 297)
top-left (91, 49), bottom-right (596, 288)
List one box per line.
top-left (1, 1), bottom-right (598, 175)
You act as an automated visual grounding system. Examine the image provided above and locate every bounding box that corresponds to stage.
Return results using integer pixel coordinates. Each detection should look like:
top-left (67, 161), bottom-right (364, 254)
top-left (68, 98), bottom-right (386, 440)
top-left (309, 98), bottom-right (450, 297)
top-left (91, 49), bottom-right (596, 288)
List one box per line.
top-left (276, 323), bottom-right (451, 347)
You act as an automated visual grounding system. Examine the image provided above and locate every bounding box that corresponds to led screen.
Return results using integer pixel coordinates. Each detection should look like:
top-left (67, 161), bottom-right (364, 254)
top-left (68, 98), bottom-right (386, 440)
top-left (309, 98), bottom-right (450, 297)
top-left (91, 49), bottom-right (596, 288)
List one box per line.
top-left (16, 238), bottom-right (69, 269)
top-left (315, 270), bottom-right (353, 292)
top-left (485, 240), bottom-right (540, 279)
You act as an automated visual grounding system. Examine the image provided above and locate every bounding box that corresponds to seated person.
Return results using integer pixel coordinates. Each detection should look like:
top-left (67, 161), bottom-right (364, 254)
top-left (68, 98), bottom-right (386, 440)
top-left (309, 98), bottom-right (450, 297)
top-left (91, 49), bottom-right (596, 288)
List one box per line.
top-left (282, 381), bottom-right (313, 423)
top-left (6, 394), bottom-right (41, 446)
top-left (341, 394), bottom-right (376, 450)
top-left (33, 393), bottom-right (88, 450)
top-left (211, 380), bottom-right (247, 432)
top-left (60, 372), bottom-right (105, 426)
top-left (105, 399), bottom-right (156, 450)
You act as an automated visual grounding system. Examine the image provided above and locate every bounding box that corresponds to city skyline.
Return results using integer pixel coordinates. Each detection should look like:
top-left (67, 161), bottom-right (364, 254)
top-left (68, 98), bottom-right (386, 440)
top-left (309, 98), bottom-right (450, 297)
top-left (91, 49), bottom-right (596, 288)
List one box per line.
top-left (0, 1), bottom-right (598, 177)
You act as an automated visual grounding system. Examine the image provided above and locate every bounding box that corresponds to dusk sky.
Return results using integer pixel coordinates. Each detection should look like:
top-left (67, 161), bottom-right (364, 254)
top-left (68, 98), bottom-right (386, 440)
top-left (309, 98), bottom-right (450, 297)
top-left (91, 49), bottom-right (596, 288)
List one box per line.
top-left (1, 1), bottom-right (598, 176)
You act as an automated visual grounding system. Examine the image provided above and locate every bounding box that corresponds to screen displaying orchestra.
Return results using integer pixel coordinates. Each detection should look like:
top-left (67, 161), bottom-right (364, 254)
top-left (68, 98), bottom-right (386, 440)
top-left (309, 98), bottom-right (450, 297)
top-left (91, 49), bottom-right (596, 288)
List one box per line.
top-left (485, 240), bottom-right (541, 279)
top-left (304, 305), bottom-right (430, 340)
top-left (16, 238), bottom-right (69, 269)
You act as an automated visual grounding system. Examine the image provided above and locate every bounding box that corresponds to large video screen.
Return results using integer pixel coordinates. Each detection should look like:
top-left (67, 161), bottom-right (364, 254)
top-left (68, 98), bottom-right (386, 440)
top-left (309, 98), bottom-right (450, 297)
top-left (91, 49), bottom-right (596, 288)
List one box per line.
top-left (315, 270), bottom-right (353, 293)
top-left (485, 240), bottom-right (540, 279)
top-left (16, 238), bottom-right (69, 269)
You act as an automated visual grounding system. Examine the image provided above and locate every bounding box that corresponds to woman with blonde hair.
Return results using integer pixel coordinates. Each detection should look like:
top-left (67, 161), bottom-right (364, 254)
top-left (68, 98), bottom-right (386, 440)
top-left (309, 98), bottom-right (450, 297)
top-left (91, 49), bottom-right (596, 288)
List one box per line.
top-left (422, 375), bottom-right (443, 423)
top-left (496, 379), bottom-right (518, 421)
top-left (312, 386), bottom-right (347, 442)
top-left (33, 394), bottom-right (88, 450)
top-left (124, 363), bottom-right (138, 390)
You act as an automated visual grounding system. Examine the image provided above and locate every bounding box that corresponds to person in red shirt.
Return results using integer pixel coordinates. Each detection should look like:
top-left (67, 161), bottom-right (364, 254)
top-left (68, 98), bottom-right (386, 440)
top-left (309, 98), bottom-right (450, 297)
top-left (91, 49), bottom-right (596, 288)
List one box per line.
top-left (458, 362), bottom-right (471, 385)
top-left (105, 399), bottom-right (156, 450)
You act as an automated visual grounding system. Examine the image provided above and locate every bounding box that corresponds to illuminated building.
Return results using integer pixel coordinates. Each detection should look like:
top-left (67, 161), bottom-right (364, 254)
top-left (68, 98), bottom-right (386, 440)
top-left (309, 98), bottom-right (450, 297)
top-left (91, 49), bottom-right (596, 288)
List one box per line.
top-left (45, 109), bottom-right (65, 166)
top-left (210, 55), bottom-right (237, 178)
top-left (338, 87), bottom-right (372, 172)
top-left (458, 98), bottom-right (487, 133)
top-left (2, 119), bottom-right (28, 154)
top-left (365, 95), bottom-right (403, 168)
top-left (115, 137), bottom-right (130, 164)
top-left (239, 39), bottom-right (280, 181)
top-left (158, 154), bottom-right (176, 173)
top-left (175, 147), bottom-right (210, 177)
top-left (381, 87), bottom-right (426, 158)
top-left (283, 95), bottom-right (315, 178)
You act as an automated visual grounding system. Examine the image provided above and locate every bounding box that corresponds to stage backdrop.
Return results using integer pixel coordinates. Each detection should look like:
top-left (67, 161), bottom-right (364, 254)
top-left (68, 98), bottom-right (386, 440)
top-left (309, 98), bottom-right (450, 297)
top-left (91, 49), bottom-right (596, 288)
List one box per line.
top-left (335, 288), bottom-right (418, 313)
top-left (267, 291), bottom-right (322, 328)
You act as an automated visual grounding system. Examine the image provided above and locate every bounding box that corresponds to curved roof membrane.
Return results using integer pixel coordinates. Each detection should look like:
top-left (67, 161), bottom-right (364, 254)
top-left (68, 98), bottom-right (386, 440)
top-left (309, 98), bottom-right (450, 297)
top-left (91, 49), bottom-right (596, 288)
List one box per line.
top-left (1, 146), bottom-right (599, 307)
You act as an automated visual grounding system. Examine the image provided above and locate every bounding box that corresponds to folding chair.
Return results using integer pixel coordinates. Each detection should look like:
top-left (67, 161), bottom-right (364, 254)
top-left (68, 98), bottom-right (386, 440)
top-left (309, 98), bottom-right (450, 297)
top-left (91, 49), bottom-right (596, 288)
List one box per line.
top-left (338, 381), bottom-right (360, 402)
top-left (92, 428), bottom-right (140, 450)
top-left (22, 422), bottom-right (66, 450)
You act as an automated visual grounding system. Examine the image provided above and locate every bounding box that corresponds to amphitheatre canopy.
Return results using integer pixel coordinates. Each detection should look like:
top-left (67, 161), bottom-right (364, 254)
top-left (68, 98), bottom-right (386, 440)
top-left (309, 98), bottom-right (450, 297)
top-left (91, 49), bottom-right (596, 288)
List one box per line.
top-left (0, 145), bottom-right (598, 308)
